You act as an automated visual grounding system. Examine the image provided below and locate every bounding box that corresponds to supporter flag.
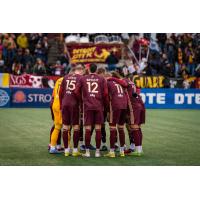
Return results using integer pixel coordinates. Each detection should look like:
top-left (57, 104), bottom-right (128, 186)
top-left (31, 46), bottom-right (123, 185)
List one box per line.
top-left (0, 73), bottom-right (9, 88)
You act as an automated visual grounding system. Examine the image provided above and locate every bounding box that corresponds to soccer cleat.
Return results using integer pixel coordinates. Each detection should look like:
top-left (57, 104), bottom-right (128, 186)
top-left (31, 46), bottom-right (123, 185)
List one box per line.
top-left (100, 145), bottom-right (108, 151)
top-left (48, 144), bottom-right (51, 151)
top-left (49, 148), bottom-right (62, 154)
top-left (95, 151), bottom-right (101, 158)
top-left (89, 144), bottom-right (96, 150)
top-left (104, 152), bottom-right (115, 158)
top-left (124, 149), bottom-right (134, 155)
top-left (130, 151), bottom-right (144, 157)
top-left (80, 144), bottom-right (86, 151)
top-left (64, 151), bottom-right (70, 157)
top-left (120, 151), bottom-right (125, 157)
top-left (82, 152), bottom-right (91, 158)
top-left (56, 147), bottom-right (64, 153)
top-left (72, 151), bottom-right (82, 157)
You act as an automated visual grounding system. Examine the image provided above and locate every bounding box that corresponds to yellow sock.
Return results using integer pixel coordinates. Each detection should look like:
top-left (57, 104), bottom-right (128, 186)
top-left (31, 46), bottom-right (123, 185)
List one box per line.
top-left (51, 128), bottom-right (60, 147)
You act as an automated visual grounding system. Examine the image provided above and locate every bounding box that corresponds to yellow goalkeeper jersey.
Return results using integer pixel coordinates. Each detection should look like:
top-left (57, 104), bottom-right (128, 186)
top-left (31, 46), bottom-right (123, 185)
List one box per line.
top-left (52, 77), bottom-right (64, 110)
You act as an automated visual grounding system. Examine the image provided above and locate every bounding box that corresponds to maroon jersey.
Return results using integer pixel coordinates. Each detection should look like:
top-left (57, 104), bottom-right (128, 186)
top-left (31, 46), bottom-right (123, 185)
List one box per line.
top-left (75, 73), bottom-right (108, 111)
top-left (59, 73), bottom-right (82, 108)
top-left (107, 79), bottom-right (128, 110)
top-left (124, 78), bottom-right (144, 108)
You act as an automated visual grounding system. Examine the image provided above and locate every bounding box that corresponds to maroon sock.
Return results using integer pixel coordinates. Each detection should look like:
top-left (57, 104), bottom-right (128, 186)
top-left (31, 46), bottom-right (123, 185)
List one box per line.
top-left (57, 130), bottom-right (61, 145)
top-left (110, 128), bottom-right (117, 149)
top-left (95, 129), bottom-right (101, 149)
top-left (73, 130), bottom-right (80, 148)
top-left (133, 129), bottom-right (140, 146)
top-left (62, 129), bottom-right (69, 149)
top-left (129, 129), bottom-right (134, 144)
top-left (85, 129), bottom-right (91, 149)
top-left (101, 124), bottom-right (106, 143)
top-left (79, 124), bottom-right (83, 142)
top-left (50, 125), bottom-right (54, 143)
top-left (118, 128), bottom-right (125, 147)
top-left (139, 128), bottom-right (143, 146)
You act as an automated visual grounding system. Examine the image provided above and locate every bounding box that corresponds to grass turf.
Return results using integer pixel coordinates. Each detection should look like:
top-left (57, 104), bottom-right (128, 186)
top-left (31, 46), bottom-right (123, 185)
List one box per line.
top-left (0, 108), bottom-right (200, 166)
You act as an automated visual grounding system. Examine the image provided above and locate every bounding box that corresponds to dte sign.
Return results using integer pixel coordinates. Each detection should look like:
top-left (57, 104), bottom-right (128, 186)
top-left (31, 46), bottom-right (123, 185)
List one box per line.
top-left (141, 89), bottom-right (200, 109)
top-left (174, 93), bottom-right (200, 104)
top-left (140, 93), bottom-right (166, 104)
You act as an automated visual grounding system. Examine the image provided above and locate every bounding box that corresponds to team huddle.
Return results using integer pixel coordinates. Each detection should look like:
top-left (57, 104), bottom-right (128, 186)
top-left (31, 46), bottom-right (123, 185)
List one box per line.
top-left (48, 63), bottom-right (145, 158)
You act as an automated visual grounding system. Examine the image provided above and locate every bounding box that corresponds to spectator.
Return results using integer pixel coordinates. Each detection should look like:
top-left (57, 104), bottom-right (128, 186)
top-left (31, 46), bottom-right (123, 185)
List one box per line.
top-left (156, 33), bottom-right (167, 52)
top-left (34, 43), bottom-right (45, 61)
top-left (41, 36), bottom-right (49, 63)
top-left (175, 47), bottom-right (183, 77)
top-left (185, 42), bottom-right (195, 75)
top-left (12, 61), bottom-right (23, 75)
top-left (160, 53), bottom-right (172, 77)
top-left (13, 48), bottom-right (24, 64)
top-left (52, 60), bottom-right (65, 76)
top-left (23, 49), bottom-right (34, 73)
top-left (17, 33), bottom-right (29, 49)
top-left (165, 38), bottom-right (176, 66)
top-left (105, 51), bottom-right (119, 71)
top-left (33, 58), bottom-right (46, 75)
top-left (29, 34), bottom-right (40, 54)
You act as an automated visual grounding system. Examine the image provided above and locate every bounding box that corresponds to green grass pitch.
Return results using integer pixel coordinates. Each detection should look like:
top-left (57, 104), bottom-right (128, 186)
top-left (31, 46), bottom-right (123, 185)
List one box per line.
top-left (0, 108), bottom-right (200, 166)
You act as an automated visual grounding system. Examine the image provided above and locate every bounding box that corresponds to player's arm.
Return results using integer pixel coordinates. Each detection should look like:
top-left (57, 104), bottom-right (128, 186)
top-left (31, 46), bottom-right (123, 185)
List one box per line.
top-left (107, 77), bottom-right (128, 88)
top-left (74, 78), bottom-right (82, 100)
top-left (132, 84), bottom-right (138, 98)
top-left (103, 78), bottom-right (109, 109)
top-left (59, 78), bottom-right (65, 110)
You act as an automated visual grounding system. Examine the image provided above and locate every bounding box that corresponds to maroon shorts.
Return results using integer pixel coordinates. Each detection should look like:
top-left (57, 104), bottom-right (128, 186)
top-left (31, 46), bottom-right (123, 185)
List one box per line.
top-left (83, 110), bottom-right (104, 126)
top-left (129, 107), bottom-right (145, 125)
top-left (62, 105), bottom-right (80, 125)
top-left (109, 109), bottom-right (127, 125)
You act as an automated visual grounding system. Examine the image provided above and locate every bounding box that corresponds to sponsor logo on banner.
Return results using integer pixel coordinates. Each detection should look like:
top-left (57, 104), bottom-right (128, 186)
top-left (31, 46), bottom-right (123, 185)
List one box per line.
top-left (11, 88), bottom-right (53, 108)
top-left (140, 89), bottom-right (200, 109)
top-left (13, 91), bottom-right (26, 103)
top-left (0, 89), bottom-right (10, 107)
top-left (66, 43), bottom-right (122, 63)
top-left (10, 74), bottom-right (60, 88)
top-left (133, 75), bottom-right (165, 88)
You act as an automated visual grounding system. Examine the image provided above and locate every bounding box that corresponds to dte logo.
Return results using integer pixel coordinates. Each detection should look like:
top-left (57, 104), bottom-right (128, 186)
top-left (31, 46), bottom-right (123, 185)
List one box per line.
top-left (140, 93), bottom-right (166, 104)
top-left (174, 93), bottom-right (200, 104)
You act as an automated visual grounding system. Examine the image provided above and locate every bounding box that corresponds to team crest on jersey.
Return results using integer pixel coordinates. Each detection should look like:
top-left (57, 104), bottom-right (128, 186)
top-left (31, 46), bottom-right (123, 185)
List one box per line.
top-left (13, 91), bottom-right (26, 103)
top-left (0, 89), bottom-right (10, 107)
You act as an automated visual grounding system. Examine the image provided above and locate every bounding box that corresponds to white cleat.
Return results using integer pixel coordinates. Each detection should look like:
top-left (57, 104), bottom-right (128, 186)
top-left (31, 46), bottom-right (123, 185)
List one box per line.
top-left (95, 151), bottom-right (101, 158)
top-left (82, 152), bottom-right (90, 158)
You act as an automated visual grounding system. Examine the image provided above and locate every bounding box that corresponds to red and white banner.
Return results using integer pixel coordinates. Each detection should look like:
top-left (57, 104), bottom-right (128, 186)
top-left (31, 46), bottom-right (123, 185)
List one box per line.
top-left (10, 74), bottom-right (61, 88)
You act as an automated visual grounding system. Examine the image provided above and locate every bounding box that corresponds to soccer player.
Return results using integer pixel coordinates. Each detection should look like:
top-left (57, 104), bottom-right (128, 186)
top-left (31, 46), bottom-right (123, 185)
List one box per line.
top-left (49, 77), bottom-right (64, 154)
top-left (97, 67), bottom-right (108, 151)
top-left (74, 63), bottom-right (109, 157)
top-left (104, 71), bottom-right (128, 157)
top-left (124, 77), bottom-right (145, 156)
top-left (59, 65), bottom-right (84, 157)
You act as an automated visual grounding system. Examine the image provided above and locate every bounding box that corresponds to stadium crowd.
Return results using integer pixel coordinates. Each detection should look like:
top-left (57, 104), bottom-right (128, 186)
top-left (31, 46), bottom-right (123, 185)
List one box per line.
top-left (1, 33), bottom-right (200, 88)
top-left (0, 33), bottom-right (49, 75)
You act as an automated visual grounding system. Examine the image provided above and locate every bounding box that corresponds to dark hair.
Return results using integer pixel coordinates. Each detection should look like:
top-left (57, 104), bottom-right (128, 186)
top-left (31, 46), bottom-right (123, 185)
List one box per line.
top-left (97, 67), bottom-right (106, 75)
top-left (111, 71), bottom-right (121, 78)
top-left (90, 63), bottom-right (97, 73)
